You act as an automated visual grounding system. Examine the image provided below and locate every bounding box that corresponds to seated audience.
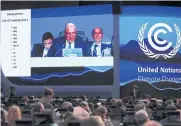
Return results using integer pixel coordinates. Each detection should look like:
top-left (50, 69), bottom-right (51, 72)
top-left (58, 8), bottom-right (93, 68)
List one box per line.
top-left (7, 105), bottom-right (21, 126)
top-left (160, 104), bottom-right (181, 125)
top-left (134, 109), bottom-right (150, 126)
top-left (95, 106), bottom-right (114, 126)
top-left (2, 87), bottom-right (181, 126)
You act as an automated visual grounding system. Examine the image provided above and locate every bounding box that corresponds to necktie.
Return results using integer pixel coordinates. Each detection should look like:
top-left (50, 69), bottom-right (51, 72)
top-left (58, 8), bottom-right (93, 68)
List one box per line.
top-left (93, 45), bottom-right (98, 56)
top-left (68, 43), bottom-right (71, 49)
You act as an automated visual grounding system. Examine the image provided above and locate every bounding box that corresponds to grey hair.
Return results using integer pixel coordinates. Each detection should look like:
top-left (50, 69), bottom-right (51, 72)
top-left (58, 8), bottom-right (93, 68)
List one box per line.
top-left (135, 102), bottom-right (146, 112)
top-left (135, 109), bottom-right (149, 126)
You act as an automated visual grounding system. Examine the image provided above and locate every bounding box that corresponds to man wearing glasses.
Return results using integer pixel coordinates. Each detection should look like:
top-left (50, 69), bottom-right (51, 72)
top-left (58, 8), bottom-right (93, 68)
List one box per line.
top-left (31, 32), bottom-right (54, 57)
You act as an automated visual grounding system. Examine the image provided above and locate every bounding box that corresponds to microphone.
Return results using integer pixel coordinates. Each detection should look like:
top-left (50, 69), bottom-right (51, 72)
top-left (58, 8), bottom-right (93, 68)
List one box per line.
top-left (55, 44), bottom-right (65, 56)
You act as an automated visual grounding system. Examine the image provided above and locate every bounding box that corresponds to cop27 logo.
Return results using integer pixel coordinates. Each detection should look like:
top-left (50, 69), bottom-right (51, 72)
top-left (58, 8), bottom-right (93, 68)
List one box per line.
top-left (138, 23), bottom-right (181, 59)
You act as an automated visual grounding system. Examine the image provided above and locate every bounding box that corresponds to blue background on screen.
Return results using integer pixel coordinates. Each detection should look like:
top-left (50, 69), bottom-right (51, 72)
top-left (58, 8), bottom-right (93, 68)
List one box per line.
top-left (31, 5), bottom-right (112, 18)
top-left (119, 6), bottom-right (181, 89)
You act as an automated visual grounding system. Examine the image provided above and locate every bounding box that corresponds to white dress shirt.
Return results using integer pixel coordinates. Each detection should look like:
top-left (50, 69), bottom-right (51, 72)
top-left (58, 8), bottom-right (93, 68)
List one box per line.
top-left (65, 40), bottom-right (75, 49)
top-left (91, 42), bottom-right (102, 56)
top-left (43, 48), bottom-right (49, 57)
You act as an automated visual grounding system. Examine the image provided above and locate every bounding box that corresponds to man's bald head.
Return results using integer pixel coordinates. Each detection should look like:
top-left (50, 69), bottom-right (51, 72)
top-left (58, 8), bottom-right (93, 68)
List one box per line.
top-left (143, 121), bottom-right (162, 126)
top-left (65, 23), bottom-right (77, 43)
top-left (65, 23), bottom-right (76, 30)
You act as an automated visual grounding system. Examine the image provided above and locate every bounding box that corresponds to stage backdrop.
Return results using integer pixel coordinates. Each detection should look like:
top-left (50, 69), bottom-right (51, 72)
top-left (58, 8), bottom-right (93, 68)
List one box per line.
top-left (119, 6), bottom-right (181, 98)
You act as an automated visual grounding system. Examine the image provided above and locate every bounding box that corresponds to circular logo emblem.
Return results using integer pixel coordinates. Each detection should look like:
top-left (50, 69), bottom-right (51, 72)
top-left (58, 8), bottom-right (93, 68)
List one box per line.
top-left (138, 23), bottom-right (181, 59)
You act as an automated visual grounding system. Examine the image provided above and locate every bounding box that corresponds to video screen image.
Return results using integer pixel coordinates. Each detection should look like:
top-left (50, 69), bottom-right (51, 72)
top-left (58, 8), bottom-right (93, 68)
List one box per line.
top-left (31, 6), bottom-right (113, 58)
top-left (2, 4), bottom-right (114, 85)
top-left (120, 6), bottom-right (181, 90)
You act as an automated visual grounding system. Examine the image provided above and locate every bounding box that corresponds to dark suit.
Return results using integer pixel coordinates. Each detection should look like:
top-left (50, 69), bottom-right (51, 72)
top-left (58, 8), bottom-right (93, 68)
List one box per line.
top-left (85, 41), bottom-right (111, 57)
top-left (47, 36), bottom-right (86, 57)
top-left (31, 44), bottom-right (44, 57)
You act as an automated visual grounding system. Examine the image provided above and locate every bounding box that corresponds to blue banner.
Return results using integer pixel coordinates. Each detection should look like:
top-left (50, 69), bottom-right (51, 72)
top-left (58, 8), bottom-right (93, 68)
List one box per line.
top-left (120, 6), bottom-right (181, 90)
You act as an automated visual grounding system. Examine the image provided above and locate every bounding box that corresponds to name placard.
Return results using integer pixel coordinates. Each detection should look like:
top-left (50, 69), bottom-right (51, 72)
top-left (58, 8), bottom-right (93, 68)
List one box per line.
top-left (62, 48), bottom-right (83, 57)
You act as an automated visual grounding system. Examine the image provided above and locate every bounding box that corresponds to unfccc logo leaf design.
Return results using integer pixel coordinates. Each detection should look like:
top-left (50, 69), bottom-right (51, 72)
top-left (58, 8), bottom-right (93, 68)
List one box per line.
top-left (138, 23), bottom-right (181, 59)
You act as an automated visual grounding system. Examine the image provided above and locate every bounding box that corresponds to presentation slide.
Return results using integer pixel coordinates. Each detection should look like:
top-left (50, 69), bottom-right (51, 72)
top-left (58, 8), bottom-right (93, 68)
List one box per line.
top-left (1, 4), bottom-right (113, 85)
top-left (120, 6), bottom-right (181, 90)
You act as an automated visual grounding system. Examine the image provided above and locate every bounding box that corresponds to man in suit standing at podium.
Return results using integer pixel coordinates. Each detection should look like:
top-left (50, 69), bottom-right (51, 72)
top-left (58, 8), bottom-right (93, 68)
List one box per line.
top-left (31, 32), bottom-right (54, 57)
top-left (47, 23), bottom-right (85, 57)
top-left (85, 27), bottom-right (111, 57)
